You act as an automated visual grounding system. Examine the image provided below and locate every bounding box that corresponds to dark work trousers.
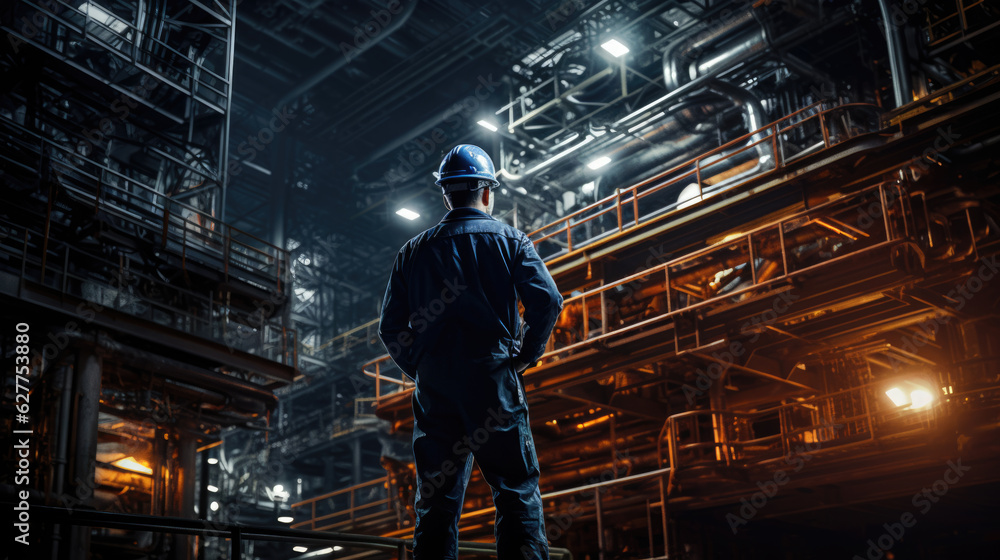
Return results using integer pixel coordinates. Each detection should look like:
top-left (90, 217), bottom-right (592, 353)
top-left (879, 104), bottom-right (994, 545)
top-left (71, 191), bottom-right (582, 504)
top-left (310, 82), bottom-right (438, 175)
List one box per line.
top-left (410, 356), bottom-right (548, 560)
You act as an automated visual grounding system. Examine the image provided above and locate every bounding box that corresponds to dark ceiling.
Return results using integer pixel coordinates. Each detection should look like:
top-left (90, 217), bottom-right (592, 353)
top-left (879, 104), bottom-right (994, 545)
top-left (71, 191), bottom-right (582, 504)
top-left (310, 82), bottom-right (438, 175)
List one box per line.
top-left (228, 0), bottom-right (575, 249)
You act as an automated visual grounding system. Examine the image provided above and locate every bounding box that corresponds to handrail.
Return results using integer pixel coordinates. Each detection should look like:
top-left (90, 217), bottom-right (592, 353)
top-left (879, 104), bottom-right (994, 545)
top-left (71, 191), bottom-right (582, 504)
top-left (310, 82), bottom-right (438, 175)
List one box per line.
top-left (364, 179), bottom-right (910, 404)
top-left (0, 219), bottom-right (296, 367)
top-left (290, 476), bottom-right (392, 531)
top-left (4, 0), bottom-right (233, 111)
top-left (659, 376), bottom-right (994, 472)
top-left (527, 100), bottom-right (882, 265)
top-left (19, 503), bottom-right (577, 560)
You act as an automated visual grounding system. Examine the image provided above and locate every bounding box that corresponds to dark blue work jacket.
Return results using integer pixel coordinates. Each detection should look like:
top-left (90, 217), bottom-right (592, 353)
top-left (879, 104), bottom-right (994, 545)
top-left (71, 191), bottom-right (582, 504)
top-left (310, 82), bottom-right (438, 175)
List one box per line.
top-left (379, 208), bottom-right (563, 384)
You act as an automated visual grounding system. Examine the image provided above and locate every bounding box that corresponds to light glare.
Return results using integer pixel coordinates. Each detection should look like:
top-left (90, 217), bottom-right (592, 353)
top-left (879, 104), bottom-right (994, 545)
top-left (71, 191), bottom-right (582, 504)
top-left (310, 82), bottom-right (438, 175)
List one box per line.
top-left (885, 387), bottom-right (908, 407)
top-left (587, 156), bottom-right (611, 170)
top-left (477, 120), bottom-right (498, 132)
top-left (396, 208), bottom-right (420, 220)
top-left (909, 389), bottom-right (934, 409)
top-left (277, 515), bottom-right (294, 523)
top-left (112, 457), bottom-right (152, 475)
top-left (293, 546), bottom-right (308, 552)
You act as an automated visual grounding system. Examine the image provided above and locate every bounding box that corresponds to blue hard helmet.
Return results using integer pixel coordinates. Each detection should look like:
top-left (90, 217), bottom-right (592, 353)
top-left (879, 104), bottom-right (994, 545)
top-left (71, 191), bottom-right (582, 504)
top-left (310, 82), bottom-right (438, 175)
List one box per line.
top-left (435, 144), bottom-right (500, 192)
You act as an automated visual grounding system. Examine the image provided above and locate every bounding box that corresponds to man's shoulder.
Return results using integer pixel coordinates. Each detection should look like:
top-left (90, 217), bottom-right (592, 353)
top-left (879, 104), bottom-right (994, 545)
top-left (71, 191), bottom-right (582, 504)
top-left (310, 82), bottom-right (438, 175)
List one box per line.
top-left (437, 213), bottom-right (526, 242)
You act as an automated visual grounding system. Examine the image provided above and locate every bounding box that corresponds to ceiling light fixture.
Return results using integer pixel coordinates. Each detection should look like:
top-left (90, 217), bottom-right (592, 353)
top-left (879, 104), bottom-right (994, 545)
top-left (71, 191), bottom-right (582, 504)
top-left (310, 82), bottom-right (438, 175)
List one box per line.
top-left (277, 515), bottom-right (294, 523)
top-left (477, 120), bottom-right (499, 132)
top-left (207, 458), bottom-right (218, 465)
top-left (395, 208), bottom-right (420, 220)
top-left (587, 156), bottom-right (611, 170)
top-left (884, 378), bottom-right (937, 410)
top-left (601, 39), bottom-right (630, 57)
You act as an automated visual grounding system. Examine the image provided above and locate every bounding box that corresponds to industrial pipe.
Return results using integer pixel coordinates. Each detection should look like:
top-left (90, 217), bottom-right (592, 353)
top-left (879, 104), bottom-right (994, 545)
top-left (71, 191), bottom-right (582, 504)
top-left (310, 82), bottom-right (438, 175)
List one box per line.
top-left (274, 0), bottom-right (419, 108)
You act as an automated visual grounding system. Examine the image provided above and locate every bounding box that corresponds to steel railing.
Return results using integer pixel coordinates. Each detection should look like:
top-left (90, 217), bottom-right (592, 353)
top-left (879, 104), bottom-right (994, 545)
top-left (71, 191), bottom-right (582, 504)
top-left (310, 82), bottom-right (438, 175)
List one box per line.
top-left (0, 116), bottom-right (289, 294)
top-left (527, 101), bottom-right (881, 263)
top-left (18, 503), bottom-right (573, 560)
top-left (0, 219), bottom-right (297, 367)
top-left (2, 0), bottom-right (233, 114)
top-left (363, 180), bottom-right (912, 404)
top-left (658, 376), bottom-right (961, 471)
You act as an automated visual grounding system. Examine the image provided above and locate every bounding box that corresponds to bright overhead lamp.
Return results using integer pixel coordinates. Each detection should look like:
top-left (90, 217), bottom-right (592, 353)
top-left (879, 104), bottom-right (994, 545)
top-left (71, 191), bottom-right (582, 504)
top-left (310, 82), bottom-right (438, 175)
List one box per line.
top-left (277, 515), bottom-right (294, 523)
top-left (207, 485), bottom-right (218, 493)
top-left (207, 458), bottom-right (218, 465)
top-left (885, 387), bottom-right (908, 407)
top-left (885, 378), bottom-right (936, 410)
top-left (587, 156), bottom-right (612, 170)
top-left (477, 119), bottom-right (499, 132)
top-left (293, 546), bottom-right (308, 553)
top-left (395, 208), bottom-right (420, 220)
top-left (210, 501), bottom-right (220, 512)
top-left (601, 39), bottom-right (630, 57)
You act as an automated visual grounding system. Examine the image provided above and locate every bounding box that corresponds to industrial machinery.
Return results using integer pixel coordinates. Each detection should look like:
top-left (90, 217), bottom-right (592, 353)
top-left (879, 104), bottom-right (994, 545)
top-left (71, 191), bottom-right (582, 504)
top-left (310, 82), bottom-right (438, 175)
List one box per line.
top-left (0, 1), bottom-right (296, 558)
top-left (2, 0), bottom-right (998, 559)
top-left (349, 1), bottom-right (1000, 558)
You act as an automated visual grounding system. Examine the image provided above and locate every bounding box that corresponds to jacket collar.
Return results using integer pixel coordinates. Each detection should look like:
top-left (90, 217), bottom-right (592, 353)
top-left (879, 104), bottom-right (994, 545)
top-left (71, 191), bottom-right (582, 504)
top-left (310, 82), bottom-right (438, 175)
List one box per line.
top-left (441, 207), bottom-right (494, 223)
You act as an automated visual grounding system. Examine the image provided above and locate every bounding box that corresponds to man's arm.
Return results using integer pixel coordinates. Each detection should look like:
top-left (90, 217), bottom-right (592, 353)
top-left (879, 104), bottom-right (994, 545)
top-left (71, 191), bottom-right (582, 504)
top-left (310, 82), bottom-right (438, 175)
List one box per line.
top-left (379, 249), bottom-right (418, 380)
top-left (512, 234), bottom-right (563, 370)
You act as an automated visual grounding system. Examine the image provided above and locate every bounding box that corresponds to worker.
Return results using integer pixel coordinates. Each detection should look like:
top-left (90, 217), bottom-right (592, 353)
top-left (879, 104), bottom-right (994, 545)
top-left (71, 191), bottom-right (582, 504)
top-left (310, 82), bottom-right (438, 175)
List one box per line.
top-left (379, 144), bottom-right (563, 559)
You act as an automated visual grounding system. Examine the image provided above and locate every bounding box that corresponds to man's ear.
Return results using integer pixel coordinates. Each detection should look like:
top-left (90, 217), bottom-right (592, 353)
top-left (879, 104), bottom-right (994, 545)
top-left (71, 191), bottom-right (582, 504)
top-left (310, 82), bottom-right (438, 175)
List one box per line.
top-left (480, 187), bottom-right (491, 207)
top-left (443, 194), bottom-right (453, 211)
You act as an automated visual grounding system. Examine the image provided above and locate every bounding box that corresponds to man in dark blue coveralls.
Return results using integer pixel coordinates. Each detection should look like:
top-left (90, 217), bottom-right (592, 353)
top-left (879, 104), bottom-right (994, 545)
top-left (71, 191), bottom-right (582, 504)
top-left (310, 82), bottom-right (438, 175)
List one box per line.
top-left (379, 144), bottom-right (563, 559)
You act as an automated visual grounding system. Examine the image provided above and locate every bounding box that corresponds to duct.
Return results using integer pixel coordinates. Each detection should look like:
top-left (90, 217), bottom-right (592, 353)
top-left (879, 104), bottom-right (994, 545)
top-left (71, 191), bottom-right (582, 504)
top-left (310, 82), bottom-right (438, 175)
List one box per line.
top-left (238, 14), bottom-right (324, 58)
top-left (877, 0), bottom-right (910, 108)
top-left (275, 0), bottom-right (419, 108)
top-left (662, 12), bottom-right (771, 142)
top-left (662, 8), bottom-right (765, 92)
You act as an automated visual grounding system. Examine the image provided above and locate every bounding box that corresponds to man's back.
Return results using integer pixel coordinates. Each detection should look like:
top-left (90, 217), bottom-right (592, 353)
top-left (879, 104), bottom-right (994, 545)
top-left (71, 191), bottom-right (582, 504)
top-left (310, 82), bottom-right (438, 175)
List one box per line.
top-left (378, 144), bottom-right (561, 560)
top-left (380, 207), bottom-right (561, 385)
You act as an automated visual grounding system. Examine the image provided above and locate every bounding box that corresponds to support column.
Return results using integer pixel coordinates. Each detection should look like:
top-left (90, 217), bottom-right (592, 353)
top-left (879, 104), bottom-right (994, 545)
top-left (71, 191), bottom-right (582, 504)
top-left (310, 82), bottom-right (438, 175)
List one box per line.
top-left (198, 449), bottom-right (210, 560)
top-left (352, 438), bottom-right (362, 486)
top-left (175, 435), bottom-right (197, 560)
top-left (69, 348), bottom-right (101, 560)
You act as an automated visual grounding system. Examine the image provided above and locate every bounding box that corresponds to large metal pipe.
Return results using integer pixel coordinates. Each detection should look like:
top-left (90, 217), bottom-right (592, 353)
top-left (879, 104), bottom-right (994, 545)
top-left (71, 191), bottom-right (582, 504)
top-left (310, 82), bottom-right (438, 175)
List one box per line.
top-left (877, 0), bottom-right (911, 107)
top-left (70, 349), bottom-right (102, 560)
